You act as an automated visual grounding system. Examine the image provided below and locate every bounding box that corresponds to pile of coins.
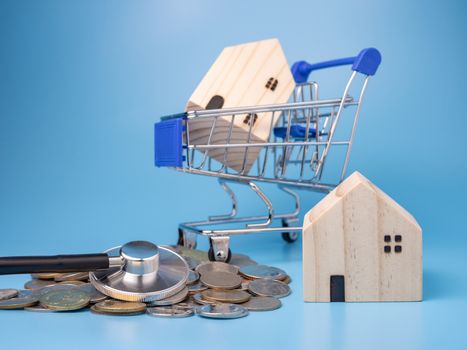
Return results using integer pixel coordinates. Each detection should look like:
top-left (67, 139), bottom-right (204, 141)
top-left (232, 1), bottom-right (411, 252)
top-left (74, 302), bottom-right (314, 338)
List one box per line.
top-left (0, 248), bottom-right (291, 319)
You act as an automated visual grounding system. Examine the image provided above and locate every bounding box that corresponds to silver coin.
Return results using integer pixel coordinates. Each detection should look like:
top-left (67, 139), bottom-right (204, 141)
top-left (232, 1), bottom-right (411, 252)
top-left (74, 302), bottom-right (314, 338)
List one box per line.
top-left (54, 271), bottom-right (89, 282)
top-left (24, 305), bottom-right (55, 313)
top-left (248, 279), bottom-right (291, 298)
top-left (24, 279), bottom-right (58, 290)
top-left (147, 305), bottom-right (194, 318)
top-left (187, 282), bottom-right (208, 294)
top-left (186, 270), bottom-right (199, 285)
top-left (192, 293), bottom-right (217, 305)
top-left (78, 283), bottom-right (108, 303)
top-left (175, 300), bottom-right (196, 310)
top-left (200, 271), bottom-right (242, 290)
top-left (241, 296), bottom-right (282, 311)
top-left (17, 289), bottom-right (40, 298)
top-left (239, 265), bottom-right (287, 280)
top-left (195, 262), bottom-right (240, 275)
top-left (147, 287), bottom-right (188, 306)
top-left (196, 303), bottom-right (249, 319)
top-left (0, 289), bottom-right (18, 301)
top-left (0, 296), bottom-right (39, 309)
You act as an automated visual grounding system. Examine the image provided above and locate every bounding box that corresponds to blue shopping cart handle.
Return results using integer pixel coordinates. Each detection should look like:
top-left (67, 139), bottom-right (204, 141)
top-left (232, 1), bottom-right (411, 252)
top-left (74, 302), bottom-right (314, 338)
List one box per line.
top-left (291, 48), bottom-right (382, 83)
top-left (274, 125), bottom-right (322, 139)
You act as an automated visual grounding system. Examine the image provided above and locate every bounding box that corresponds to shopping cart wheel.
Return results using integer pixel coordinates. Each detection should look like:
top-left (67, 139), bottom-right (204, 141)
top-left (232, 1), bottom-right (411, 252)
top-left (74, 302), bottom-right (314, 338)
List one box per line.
top-left (281, 219), bottom-right (299, 243)
top-left (177, 228), bottom-right (197, 249)
top-left (208, 236), bottom-right (232, 263)
top-left (208, 247), bottom-right (232, 263)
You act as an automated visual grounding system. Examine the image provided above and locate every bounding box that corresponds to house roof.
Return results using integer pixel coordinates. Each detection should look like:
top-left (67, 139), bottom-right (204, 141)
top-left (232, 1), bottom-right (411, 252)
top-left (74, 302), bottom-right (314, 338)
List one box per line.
top-left (306, 171), bottom-right (421, 231)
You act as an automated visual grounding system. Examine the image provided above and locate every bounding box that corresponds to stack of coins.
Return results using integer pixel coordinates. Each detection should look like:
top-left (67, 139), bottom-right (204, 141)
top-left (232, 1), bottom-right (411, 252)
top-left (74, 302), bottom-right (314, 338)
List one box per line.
top-left (0, 249), bottom-right (291, 319)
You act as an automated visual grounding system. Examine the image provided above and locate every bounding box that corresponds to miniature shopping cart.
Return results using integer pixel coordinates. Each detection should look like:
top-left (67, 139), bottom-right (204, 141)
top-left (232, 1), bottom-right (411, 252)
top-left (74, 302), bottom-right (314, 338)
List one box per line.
top-left (154, 48), bottom-right (381, 262)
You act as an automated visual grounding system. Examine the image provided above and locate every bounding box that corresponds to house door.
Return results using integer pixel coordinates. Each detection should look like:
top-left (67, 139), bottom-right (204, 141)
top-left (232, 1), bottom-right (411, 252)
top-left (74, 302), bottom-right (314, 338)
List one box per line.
top-left (330, 275), bottom-right (345, 302)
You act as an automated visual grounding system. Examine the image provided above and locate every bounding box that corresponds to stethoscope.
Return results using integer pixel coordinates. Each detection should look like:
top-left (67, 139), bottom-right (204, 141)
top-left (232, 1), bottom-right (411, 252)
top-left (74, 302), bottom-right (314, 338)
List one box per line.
top-left (0, 241), bottom-right (189, 302)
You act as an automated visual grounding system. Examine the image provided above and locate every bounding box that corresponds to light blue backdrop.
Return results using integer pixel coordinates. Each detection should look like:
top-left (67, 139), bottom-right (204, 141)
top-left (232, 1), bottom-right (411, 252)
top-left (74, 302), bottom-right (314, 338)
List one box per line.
top-left (0, 1), bottom-right (466, 349)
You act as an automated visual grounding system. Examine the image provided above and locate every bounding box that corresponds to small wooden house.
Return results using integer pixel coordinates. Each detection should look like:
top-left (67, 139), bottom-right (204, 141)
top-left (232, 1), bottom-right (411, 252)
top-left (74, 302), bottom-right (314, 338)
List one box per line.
top-left (185, 38), bottom-right (295, 172)
top-left (302, 171), bottom-right (422, 302)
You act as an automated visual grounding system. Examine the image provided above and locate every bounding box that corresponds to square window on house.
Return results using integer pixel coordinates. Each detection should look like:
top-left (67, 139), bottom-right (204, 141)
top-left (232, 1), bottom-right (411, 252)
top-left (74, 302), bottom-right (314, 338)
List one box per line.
top-left (384, 245), bottom-right (391, 253)
top-left (395, 235), bottom-right (402, 242)
top-left (395, 245), bottom-right (402, 253)
top-left (384, 235), bottom-right (391, 242)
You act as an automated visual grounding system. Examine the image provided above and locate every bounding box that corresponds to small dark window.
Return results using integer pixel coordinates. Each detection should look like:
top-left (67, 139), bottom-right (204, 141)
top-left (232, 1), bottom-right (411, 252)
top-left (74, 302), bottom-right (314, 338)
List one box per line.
top-left (243, 113), bottom-right (258, 126)
top-left (384, 235), bottom-right (391, 242)
top-left (265, 77), bottom-right (278, 91)
top-left (205, 95), bottom-right (224, 110)
top-left (395, 245), bottom-right (402, 253)
top-left (395, 235), bottom-right (402, 242)
top-left (384, 246), bottom-right (391, 253)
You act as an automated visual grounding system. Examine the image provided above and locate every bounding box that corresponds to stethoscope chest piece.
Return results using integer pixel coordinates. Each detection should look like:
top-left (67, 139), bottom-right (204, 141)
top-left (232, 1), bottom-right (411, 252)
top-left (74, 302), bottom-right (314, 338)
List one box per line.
top-left (89, 241), bottom-right (188, 302)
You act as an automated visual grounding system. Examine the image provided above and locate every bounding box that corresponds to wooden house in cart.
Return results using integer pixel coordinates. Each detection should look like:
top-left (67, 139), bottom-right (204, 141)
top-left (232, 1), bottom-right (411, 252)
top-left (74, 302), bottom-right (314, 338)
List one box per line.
top-left (302, 171), bottom-right (422, 302)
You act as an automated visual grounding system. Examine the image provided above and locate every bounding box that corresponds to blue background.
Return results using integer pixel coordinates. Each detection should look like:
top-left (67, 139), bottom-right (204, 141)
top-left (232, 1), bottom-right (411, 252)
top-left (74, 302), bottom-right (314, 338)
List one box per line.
top-left (1, 1), bottom-right (466, 349)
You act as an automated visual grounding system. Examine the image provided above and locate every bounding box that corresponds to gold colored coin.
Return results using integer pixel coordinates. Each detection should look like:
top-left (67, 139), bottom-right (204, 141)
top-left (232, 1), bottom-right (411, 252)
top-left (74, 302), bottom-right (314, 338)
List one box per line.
top-left (54, 272), bottom-right (89, 282)
top-left (200, 271), bottom-right (242, 290)
top-left (39, 289), bottom-right (90, 311)
top-left (24, 279), bottom-right (57, 290)
top-left (31, 273), bottom-right (63, 280)
top-left (90, 304), bottom-right (144, 316)
top-left (93, 300), bottom-right (146, 314)
top-left (201, 289), bottom-right (251, 304)
top-left (59, 280), bottom-right (86, 286)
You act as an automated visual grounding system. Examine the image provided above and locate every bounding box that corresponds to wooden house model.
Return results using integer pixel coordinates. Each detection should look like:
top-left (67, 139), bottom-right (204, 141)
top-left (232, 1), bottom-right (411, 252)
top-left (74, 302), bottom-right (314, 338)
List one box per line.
top-left (302, 171), bottom-right (422, 302)
top-left (185, 38), bottom-right (295, 172)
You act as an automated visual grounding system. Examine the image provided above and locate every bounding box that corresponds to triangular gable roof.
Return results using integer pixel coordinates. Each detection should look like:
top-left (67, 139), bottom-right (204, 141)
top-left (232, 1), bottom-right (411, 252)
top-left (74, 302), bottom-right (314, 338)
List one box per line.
top-left (306, 171), bottom-right (421, 231)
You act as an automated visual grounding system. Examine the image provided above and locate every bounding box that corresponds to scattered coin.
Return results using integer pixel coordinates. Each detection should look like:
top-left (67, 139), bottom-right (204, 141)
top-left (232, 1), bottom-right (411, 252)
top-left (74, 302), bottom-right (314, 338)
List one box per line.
top-left (147, 287), bottom-right (188, 306)
top-left (0, 289), bottom-right (18, 301)
top-left (24, 305), bottom-right (55, 313)
top-left (58, 280), bottom-right (86, 286)
top-left (241, 296), bottom-right (281, 311)
top-left (248, 279), bottom-right (291, 298)
top-left (196, 303), bottom-right (249, 319)
top-left (39, 289), bottom-right (90, 311)
top-left (31, 273), bottom-right (63, 280)
top-left (39, 284), bottom-right (79, 296)
top-left (239, 265), bottom-right (287, 280)
top-left (93, 300), bottom-right (146, 314)
top-left (78, 283), bottom-right (108, 303)
top-left (0, 296), bottom-right (38, 309)
top-left (202, 289), bottom-right (251, 304)
top-left (187, 270), bottom-right (199, 285)
top-left (187, 282), bottom-right (208, 294)
top-left (24, 279), bottom-right (57, 290)
top-left (17, 289), bottom-right (40, 298)
top-left (54, 272), bottom-right (89, 282)
top-left (147, 305), bottom-right (194, 318)
top-left (176, 298), bottom-right (197, 310)
top-left (192, 293), bottom-right (216, 305)
top-left (90, 304), bottom-right (144, 316)
top-left (200, 271), bottom-right (242, 290)
top-left (196, 261), bottom-right (240, 275)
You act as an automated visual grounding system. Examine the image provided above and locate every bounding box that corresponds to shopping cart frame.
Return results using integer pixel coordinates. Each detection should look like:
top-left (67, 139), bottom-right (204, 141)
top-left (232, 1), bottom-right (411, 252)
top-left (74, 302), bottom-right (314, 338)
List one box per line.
top-left (155, 48), bottom-right (381, 261)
